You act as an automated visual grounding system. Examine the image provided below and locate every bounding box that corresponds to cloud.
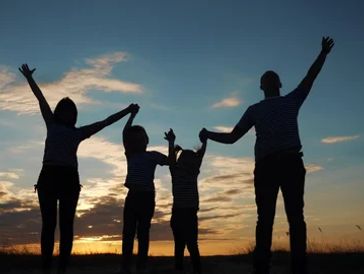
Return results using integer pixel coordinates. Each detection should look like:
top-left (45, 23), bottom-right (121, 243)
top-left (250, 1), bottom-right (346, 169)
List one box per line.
top-left (0, 170), bottom-right (22, 180)
top-left (321, 135), bottom-right (360, 144)
top-left (0, 52), bottom-right (142, 114)
top-left (0, 67), bottom-right (16, 89)
top-left (213, 126), bottom-right (234, 133)
top-left (305, 163), bottom-right (324, 174)
top-left (212, 97), bottom-right (241, 108)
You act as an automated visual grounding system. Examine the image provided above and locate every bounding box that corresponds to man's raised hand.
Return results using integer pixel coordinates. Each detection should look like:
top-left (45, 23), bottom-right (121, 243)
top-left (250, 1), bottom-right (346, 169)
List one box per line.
top-left (322, 36), bottom-right (334, 54)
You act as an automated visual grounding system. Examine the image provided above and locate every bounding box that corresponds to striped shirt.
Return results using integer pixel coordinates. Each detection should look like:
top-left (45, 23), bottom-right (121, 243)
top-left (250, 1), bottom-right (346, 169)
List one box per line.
top-left (236, 87), bottom-right (308, 161)
top-left (43, 122), bottom-right (91, 167)
top-left (170, 165), bottom-right (200, 209)
top-left (125, 151), bottom-right (168, 191)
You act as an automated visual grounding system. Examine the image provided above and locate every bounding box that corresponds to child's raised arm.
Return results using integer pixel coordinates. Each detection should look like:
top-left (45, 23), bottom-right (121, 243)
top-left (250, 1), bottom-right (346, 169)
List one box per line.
top-left (164, 128), bottom-right (176, 166)
top-left (123, 105), bottom-right (139, 139)
top-left (79, 104), bottom-right (138, 140)
top-left (197, 132), bottom-right (207, 165)
top-left (19, 64), bottom-right (53, 126)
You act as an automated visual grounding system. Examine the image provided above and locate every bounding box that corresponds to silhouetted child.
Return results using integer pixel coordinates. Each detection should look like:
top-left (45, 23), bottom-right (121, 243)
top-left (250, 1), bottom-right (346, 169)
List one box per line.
top-left (121, 108), bottom-right (168, 274)
top-left (164, 129), bottom-right (207, 274)
top-left (18, 64), bottom-right (138, 274)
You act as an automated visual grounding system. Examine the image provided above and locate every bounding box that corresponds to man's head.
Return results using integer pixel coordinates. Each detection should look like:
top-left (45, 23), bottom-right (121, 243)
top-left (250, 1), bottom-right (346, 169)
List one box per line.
top-left (260, 70), bottom-right (282, 96)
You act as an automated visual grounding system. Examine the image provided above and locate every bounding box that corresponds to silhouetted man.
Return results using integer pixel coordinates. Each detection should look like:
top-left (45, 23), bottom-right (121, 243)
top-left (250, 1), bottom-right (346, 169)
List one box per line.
top-left (200, 37), bottom-right (334, 274)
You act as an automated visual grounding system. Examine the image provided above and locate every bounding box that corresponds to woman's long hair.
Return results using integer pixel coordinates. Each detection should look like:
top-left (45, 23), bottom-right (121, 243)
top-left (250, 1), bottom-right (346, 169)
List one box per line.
top-left (54, 97), bottom-right (78, 127)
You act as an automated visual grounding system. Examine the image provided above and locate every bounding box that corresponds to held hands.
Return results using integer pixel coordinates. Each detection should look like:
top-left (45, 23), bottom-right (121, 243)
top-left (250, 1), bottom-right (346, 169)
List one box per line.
top-left (199, 128), bottom-right (208, 143)
top-left (128, 103), bottom-right (140, 116)
top-left (164, 128), bottom-right (176, 143)
top-left (321, 36), bottom-right (334, 54)
top-left (19, 64), bottom-right (36, 79)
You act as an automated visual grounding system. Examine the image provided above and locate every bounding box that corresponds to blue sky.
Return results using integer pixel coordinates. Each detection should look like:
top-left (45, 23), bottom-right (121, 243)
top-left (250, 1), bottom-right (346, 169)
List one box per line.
top-left (0, 0), bottom-right (363, 254)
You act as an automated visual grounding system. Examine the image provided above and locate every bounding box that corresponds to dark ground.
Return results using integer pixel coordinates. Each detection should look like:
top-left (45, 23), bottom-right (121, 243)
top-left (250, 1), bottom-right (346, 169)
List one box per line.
top-left (0, 252), bottom-right (363, 273)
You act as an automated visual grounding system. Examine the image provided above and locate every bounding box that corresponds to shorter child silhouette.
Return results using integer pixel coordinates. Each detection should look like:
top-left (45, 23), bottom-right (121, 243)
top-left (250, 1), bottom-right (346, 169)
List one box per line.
top-left (121, 108), bottom-right (168, 274)
top-left (164, 129), bottom-right (207, 274)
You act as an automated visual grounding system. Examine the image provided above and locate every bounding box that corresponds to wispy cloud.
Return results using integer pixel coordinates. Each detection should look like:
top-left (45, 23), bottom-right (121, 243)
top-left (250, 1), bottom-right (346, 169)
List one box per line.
top-left (321, 135), bottom-right (360, 144)
top-left (305, 163), bottom-right (324, 174)
top-left (213, 126), bottom-right (234, 133)
top-left (0, 52), bottom-right (142, 114)
top-left (212, 97), bottom-right (241, 108)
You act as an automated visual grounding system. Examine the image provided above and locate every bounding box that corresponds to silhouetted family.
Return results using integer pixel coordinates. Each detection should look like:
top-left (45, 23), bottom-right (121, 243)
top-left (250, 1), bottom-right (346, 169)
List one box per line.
top-left (19, 37), bottom-right (334, 274)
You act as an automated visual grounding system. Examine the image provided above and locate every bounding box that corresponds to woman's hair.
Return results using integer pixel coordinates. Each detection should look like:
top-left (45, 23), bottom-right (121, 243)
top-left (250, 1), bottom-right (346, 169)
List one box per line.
top-left (123, 125), bottom-right (149, 157)
top-left (54, 97), bottom-right (78, 127)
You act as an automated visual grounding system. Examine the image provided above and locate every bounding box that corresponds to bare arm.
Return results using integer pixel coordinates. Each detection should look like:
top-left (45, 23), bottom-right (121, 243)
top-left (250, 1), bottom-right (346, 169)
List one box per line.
top-left (164, 128), bottom-right (176, 166)
top-left (292, 37), bottom-right (334, 101)
top-left (200, 126), bottom-right (246, 144)
top-left (199, 108), bottom-right (253, 145)
top-left (80, 104), bottom-right (138, 139)
top-left (196, 136), bottom-right (207, 165)
top-left (122, 105), bottom-right (139, 139)
top-left (19, 64), bottom-right (53, 125)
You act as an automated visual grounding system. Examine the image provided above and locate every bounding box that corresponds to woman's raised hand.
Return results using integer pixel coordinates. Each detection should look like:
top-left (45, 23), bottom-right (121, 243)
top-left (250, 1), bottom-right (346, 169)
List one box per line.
top-left (19, 64), bottom-right (36, 79)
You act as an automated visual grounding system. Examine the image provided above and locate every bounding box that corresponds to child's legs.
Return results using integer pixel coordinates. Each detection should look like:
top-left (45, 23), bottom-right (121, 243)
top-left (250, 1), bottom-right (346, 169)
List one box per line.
top-left (171, 209), bottom-right (186, 270)
top-left (58, 184), bottom-right (80, 271)
top-left (122, 194), bottom-right (138, 270)
top-left (185, 209), bottom-right (201, 273)
top-left (136, 192), bottom-right (155, 270)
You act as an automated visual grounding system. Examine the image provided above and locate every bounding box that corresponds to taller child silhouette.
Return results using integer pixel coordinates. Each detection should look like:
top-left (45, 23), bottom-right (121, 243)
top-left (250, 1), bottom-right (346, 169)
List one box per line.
top-left (200, 37), bottom-right (334, 274)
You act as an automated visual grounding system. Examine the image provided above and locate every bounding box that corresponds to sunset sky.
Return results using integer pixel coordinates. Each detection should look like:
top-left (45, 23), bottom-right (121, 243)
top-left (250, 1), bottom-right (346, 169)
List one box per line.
top-left (0, 0), bottom-right (363, 255)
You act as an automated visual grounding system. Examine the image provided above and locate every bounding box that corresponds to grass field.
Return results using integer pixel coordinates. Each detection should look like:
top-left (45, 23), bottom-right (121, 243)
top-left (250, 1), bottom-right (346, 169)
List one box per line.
top-left (0, 251), bottom-right (363, 274)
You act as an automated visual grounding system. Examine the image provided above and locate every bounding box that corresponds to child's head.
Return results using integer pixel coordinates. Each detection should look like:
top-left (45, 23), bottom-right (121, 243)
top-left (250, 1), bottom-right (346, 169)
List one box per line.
top-left (54, 97), bottom-right (77, 127)
top-left (175, 146), bottom-right (201, 171)
top-left (124, 125), bottom-right (149, 156)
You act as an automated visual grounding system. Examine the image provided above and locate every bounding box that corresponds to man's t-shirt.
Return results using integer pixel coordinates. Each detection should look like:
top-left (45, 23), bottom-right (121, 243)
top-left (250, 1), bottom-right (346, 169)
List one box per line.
top-left (236, 87), bottom-right (308, 161)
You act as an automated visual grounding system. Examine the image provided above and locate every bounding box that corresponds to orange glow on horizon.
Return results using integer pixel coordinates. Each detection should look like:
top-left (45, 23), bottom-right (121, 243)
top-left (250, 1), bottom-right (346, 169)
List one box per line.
top-left (3, 238), bottom-right (364, 256)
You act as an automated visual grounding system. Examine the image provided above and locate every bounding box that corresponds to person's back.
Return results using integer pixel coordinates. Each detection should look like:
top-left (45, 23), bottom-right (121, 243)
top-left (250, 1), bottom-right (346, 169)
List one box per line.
top-left (245, 91), bottom-right (304, 161)
top-left (18, 64), bottom-right (137, 274)
top-left (164, 129), bottom-right (206, 274)
top-left (121, 111), bottom-right (168, 274)
top-left (170, 150), bottom-right (200, 209)
top-left (199, 37), bottom-right (334, 274)
top-left (125, 150), bottom-right (167, 192)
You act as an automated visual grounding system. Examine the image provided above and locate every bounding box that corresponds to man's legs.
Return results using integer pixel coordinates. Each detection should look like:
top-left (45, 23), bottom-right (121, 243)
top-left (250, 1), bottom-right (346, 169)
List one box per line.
top-left (281, 157), bottom-right (307, 274)
top-left (253, 162), bottom-right (279, 274)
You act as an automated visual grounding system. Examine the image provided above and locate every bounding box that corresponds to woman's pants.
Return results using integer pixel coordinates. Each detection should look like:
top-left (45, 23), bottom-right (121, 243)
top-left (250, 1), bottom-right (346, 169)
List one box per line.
top-left (37, 165), bottom-right (80, 271)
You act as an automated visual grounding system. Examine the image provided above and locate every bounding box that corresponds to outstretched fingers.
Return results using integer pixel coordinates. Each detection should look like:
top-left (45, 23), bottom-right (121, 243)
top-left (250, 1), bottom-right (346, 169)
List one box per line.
top-left (19, 64), bottom-right (36, 78)
top-left (164, 128), bottom-right (175, 141)
top-left (322, 36), bottom-right (334, 54)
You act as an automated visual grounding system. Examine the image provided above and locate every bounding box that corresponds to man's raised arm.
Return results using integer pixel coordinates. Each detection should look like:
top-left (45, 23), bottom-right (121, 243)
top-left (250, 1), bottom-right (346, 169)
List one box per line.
top-left (292, 36), bottom-right (334, 103)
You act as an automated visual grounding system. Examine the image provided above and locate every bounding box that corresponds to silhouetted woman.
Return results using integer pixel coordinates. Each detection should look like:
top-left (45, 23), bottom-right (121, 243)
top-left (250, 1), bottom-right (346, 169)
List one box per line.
top-left (19, 64), bottom-right (138, 274)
